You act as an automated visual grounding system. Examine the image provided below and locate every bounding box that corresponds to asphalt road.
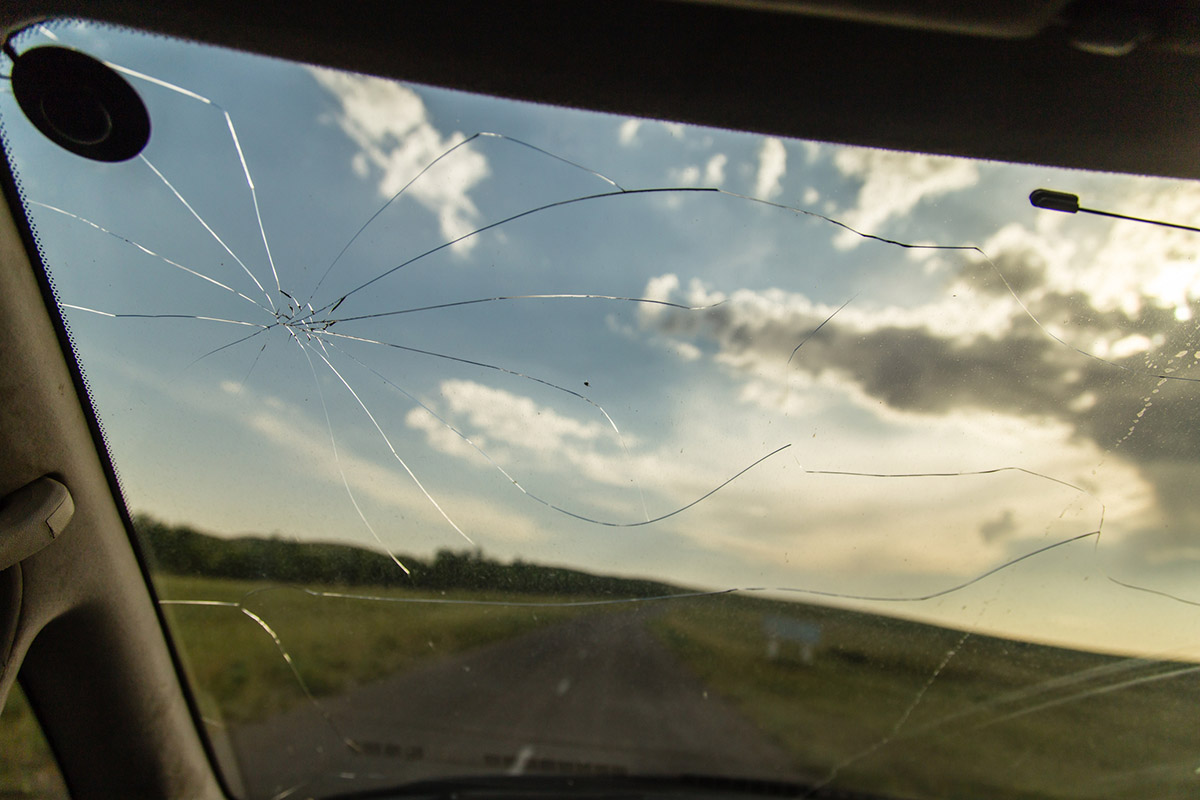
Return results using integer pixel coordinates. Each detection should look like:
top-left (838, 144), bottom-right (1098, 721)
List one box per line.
top-left (229, 605), bottom-right (801, 799)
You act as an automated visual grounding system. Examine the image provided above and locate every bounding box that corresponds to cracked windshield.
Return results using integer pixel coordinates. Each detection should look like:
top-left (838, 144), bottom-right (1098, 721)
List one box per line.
top-left (3, 19), bottom-right (1200, 800)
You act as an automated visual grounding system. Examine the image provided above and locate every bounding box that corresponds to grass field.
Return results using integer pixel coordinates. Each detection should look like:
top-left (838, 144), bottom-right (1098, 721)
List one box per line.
top-left (159, 574), bottom-right (1200, 799)
top-left (0, 685), bottom-right (68, 799)
top-left (4, 573), bottom-right (1198, 800)
top-left (156, 574), bottom-right (605, 723)
top-left (648, 593), bottom-right (1200, 800)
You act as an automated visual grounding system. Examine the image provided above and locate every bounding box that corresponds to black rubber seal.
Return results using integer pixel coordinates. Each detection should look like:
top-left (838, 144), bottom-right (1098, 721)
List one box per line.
top-left (11, 46), bottom-right (150, 163)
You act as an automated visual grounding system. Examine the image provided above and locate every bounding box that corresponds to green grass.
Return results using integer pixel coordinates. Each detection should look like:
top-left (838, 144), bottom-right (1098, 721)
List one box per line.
top-left (156, 573), bottom-right (602, 722)
top-left (648, 593), bottom-right (1200, 800)
top-left (0, 684), bottom-right (68, 799)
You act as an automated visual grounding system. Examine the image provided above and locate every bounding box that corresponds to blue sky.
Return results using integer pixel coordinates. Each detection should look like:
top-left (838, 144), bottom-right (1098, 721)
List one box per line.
top-left (4, 20), bottom-right (1200, 657)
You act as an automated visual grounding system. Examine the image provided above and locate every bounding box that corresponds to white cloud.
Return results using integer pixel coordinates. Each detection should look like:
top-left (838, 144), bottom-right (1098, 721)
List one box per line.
top-left (402, 379), bottom-right (759, 517)
top-left (653, 272), bottom-right (1012, 343)
top-left (645, 272), bottom-right (681, 300)
top-left (668, 153), bottom-right (726, 187)
top-left (442, 380), bottom-right (606, 451)
top-left (618, 118), bottom-right (685, 146)
top-left (618, 119), bottom-right (642, 146)
top-left (673, 341), bottom-right (702, 361)
top-left (704, 153), bottom-right (727, 186)
top-left (831, 146), bottom-right (979, 249)
top-left (754, 138), bottom-right (787, 200)
top-left (310, 67), bottom-right (489, 252)
top-left (669, 165), bottom-right (701, 185)
top-left (409, 380), bottom-right (608, 466)
top-left (405, 406), bottom-right (493, 465)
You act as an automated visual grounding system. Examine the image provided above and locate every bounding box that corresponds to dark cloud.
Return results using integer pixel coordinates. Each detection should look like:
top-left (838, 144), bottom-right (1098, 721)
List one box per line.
top-left (650, 289), bottom-right (1200, 557)
top-left (961, 247), bottom-right (1046, 296)
top-left (979, 509), bottom-right (1016, 543)
top-left (676, 293), bottom-right (1200, 458)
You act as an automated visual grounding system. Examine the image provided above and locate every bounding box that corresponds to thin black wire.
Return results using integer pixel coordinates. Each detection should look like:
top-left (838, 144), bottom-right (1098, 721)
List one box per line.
top-left (1080, 206), bottom-right (1200, 235)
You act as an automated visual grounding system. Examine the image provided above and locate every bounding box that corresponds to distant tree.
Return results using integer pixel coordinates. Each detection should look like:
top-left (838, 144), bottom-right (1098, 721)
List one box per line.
top-left (133, 514), bottom-right (681, 597)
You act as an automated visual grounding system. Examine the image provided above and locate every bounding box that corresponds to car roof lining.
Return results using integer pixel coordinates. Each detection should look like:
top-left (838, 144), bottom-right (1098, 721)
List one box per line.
top-left (5, 0), bottom-right (1200, 178)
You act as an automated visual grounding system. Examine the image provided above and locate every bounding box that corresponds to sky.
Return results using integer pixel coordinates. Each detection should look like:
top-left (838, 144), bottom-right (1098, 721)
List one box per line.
top-left (3, 20), bottom-right (1200, 658)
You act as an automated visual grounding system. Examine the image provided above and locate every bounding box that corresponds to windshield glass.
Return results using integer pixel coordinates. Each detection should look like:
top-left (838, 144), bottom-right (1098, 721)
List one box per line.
top-left (2, 19), bottom-right (1199, 800)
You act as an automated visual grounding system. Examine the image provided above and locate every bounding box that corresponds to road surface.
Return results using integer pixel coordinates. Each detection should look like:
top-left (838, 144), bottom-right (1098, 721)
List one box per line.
top-left (227, 604), bottom-right (801, 799)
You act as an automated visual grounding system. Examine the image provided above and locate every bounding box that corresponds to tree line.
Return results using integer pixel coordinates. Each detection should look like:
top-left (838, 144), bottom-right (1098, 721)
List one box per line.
top-left (133, 514), bottom-right (680, 597)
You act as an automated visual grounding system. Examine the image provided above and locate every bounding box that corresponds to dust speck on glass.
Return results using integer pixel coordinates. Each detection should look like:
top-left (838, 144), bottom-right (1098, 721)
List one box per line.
top-left (2, 19), bottom-right (1199, 800)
